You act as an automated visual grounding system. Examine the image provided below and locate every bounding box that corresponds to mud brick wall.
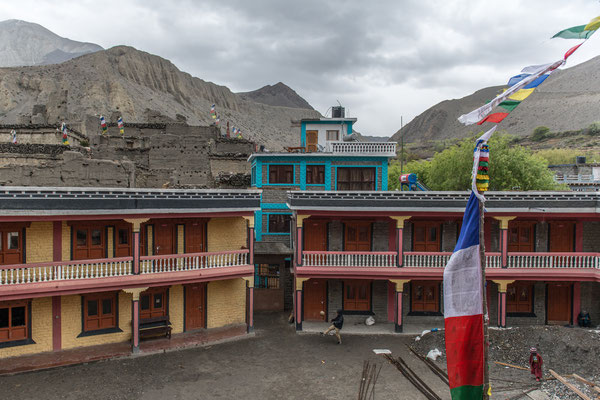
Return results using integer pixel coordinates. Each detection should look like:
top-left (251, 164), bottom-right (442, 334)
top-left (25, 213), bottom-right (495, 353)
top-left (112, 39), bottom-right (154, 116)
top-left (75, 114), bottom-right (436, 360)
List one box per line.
top-left (207, 217), bottom-right (247, 252)
top-left (25, 222), bottom-right (54, 263)
top-left (535, 222), bottom-right (549, 252)
top-left (207, 278), bottom-right (246, 328)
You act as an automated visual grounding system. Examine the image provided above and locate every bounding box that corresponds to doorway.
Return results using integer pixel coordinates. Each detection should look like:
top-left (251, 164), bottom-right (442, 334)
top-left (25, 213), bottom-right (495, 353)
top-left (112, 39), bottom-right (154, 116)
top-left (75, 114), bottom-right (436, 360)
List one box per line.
top-left (547, 283), bottom-right (571, 325)
top-left (304, 279), bottom-right (327, 321)
top-left (185, 283), bottom-right (206, 330)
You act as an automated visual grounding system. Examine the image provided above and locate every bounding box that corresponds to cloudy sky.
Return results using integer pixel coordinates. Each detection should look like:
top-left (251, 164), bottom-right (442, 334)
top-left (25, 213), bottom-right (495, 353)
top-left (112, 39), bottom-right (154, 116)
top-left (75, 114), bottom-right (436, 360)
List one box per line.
top-left (2, 0), bottom-right (599, 136)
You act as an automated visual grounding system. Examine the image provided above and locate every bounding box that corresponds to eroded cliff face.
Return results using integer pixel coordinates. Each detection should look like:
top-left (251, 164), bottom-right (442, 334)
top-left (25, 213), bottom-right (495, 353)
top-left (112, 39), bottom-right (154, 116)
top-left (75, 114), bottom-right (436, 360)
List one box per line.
top-left (0, 46), bottom-right (319, 151)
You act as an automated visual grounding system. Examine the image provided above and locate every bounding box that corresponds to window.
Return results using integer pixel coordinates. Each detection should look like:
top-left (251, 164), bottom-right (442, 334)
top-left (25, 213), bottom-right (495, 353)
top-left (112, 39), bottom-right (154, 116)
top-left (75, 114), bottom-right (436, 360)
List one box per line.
top-left (326, 130), bottom-right (339, 141)
top-left (251, 165), bottom-right (256, 186)
top-left (83, 293), bottom-right (117, 332)
top-left (506, 282), bottom-right (533, 314)
top-left (255, 264), bottom-right (280, 289)
top-left (336, 167), bottom-right (375, 190)
top-left (344, 280), bottom-right (371, 311)
top-left (0, 301), bottom-right (29, 343)
top-left (411, 281), bottom-right (439, 313)
top-left (72, 224), bottom-right (106, 260)
top-left (268, 214), bottom-right (291, 234)
top-left (0, 228), bottom-right (23, 265)
top-left (140, 287), bottom-right (168, 319)
top-left (269, 165), bottom-right (294, 184)
top-left (508, 221), bottom-right (534, 252)
top-left (306, 165), bottom-right (325, 185)
top-left (344, 222), bottom-right (371, 251)
top-left (413, 222), bottom-right (441, 252)
top-left (115, 223), bottom-right (132, 257)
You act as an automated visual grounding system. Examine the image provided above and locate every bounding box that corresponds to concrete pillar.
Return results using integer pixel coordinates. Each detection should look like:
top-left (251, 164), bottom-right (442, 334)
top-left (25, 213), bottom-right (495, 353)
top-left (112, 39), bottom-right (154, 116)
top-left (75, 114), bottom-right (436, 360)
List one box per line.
top-left (493, 217), bottom-right (516, 268)
top-left (295, 215), bottom-right (310, 267)
top-left (243, 277), bottom-right (255, 332)
top-left (123, 287), bottom-right (148, 354)
top-left (125, 219), bottom-right (149, 275)
top-left (390, 279), bottom-right (410, 333)
top-left (295, 278), bottom-right (308, 331)
top-left (244, 216), bottom-right (255, 265)
top-left (493, 280), bottom-right (514, 328)
top-left (391, 217), bottom-right (411, 267)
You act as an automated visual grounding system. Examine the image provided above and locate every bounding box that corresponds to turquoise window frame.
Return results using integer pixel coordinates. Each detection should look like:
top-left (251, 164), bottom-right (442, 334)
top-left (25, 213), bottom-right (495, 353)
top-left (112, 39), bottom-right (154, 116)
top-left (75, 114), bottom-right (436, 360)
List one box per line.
top-left (304, 163), bottom-right (327, 188)
top-left (334, 165), bottom-right (380, 191)
top-left (266, 163), bottom-right (300, 186)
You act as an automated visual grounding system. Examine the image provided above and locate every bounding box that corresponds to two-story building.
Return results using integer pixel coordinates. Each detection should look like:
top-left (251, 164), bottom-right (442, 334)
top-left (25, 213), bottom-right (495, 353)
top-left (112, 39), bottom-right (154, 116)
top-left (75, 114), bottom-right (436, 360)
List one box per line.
top-left (287, 191), bottom-right (600, 332)
top-left (249, 110), bottom-right (397, 312)
top-left (0, 187), bottom-right (259, 360)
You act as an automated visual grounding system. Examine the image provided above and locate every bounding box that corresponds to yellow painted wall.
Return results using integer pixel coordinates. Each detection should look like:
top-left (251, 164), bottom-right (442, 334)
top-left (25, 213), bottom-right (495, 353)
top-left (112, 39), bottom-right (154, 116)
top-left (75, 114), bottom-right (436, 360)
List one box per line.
top-left (107, 227), bottom-right (114, 257)
top-left (146, 225), bottom-right (153, 255)
top-left (61, 291), bottom-right (131, 350)
top-left (207, 217), bottom-right (247, 252)
top-left (25, 222), bottom-right (53, 263)
top-left (207, 278), bottom-right (246, 328)
top-left (177, 225), bottom-right (185, 254)
top-left (0, 297), bottom-right (53, 359)
top-left (170, 285), bottom-right (184, 334)
top-left (62, 221), bottom-right (70, 261)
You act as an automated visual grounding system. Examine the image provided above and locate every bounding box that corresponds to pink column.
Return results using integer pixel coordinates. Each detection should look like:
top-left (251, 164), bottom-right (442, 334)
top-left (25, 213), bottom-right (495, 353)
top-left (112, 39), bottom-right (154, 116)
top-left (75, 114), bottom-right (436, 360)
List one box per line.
top-left (572, 282), bottom-right (581, 326)
top-left (396, 227), bottom-right (404, 267)
top-left (248, 227), bottom-right (255, 265)
top-left (501, 228), bottom-right (509, 268)
top-left (497, 291), bottom-right (507, 328)
top-left (295, 289), bottom-right (303, 331)
top-left (395, 291), bottom-right (403, 332)
top-left (132, 299), bottom-right (140, 353)
top-left (133, 230), bottom-right (140, 274)
top-left (248, 286), bottom-right (254, 332)
top-left (296, 226), bottom-right (303, 266)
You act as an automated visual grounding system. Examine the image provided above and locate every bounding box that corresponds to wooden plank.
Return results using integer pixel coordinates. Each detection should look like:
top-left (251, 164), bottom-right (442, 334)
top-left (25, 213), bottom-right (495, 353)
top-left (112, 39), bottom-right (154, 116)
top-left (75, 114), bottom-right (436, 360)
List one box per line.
top-left (572, 374), bottom-right (600, 394)
top-left (494, 361), bottom-right (529, 371)
top-left (549, 369), bottom-right (591, 400)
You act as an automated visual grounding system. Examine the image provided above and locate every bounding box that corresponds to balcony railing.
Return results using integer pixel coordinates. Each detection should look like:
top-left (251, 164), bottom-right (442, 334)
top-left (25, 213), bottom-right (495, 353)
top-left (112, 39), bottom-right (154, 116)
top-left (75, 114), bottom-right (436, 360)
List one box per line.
top-left (0, 257), bottom-right (133, 285)
top-left (303, 251), bottom-right (397, 267)
top-left (324, 141), bottom-right (397, 155)
top-left (0, 250), bottom-right (250, 286)
top-left (300, 251), bottom-right (599, 269)
top-left (140, 250), bottom-right (249, 274)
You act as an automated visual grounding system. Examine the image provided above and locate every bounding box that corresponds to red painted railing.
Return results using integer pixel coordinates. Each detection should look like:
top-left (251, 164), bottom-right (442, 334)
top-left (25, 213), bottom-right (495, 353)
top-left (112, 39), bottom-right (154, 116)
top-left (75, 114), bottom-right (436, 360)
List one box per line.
top-left (302, 251), bottom-right (397, 267)
top-left (0, 257), bottom-right (133, 285)
top-left (140, 250), bottom-right (249, 274)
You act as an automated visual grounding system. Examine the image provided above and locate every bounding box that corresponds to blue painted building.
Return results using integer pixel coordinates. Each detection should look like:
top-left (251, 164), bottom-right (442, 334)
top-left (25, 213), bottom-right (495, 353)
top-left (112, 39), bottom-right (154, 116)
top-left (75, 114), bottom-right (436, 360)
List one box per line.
top-left (248, 111), bottom-right (397, 310)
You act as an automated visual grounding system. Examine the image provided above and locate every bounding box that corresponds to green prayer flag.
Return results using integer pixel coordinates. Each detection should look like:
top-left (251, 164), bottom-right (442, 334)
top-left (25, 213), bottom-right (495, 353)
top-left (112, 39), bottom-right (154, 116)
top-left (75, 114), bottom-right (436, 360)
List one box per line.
top-left (552, 25), bottom-right (596, 39)
top-left (498, 100), bottom-right (520, 112)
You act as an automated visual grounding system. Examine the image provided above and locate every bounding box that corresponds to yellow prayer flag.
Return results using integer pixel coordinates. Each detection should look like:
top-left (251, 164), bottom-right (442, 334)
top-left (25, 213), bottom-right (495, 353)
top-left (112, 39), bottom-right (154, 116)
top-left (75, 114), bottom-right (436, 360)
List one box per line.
top-left (584, 16), bottom-right (600, 31)
top-left (509, 88), bottom-right (534, 101)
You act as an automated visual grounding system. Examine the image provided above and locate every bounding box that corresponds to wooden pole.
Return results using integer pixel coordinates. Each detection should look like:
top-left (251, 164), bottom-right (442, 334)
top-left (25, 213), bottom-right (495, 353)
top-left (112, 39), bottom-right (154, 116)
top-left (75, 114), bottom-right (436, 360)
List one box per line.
top-left (479, 199), bottom-right (490, 399)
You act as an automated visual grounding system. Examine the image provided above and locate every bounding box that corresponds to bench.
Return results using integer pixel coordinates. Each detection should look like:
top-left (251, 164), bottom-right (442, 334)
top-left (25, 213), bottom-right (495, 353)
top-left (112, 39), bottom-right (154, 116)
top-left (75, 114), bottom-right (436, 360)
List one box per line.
top-left (139, 316), bottom-right (172, 340)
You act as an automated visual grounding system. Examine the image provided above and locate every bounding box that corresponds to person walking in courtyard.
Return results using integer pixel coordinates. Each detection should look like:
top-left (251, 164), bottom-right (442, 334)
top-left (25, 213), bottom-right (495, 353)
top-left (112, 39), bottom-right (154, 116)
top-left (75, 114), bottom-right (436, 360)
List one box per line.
top-left (322, 309), bottom-right (343, 344)
top-left (529, 347), bottom-right (544, 382)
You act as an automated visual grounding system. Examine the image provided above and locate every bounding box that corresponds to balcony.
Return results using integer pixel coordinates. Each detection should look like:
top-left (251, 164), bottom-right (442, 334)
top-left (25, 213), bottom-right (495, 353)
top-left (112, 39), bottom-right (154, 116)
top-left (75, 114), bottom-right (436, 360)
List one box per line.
top-left (140, 250), bottom-right (249, 274)
top-left (324, 141), bottom-right (397, 156)
top-left (303, 251), bottom-right (397, 267)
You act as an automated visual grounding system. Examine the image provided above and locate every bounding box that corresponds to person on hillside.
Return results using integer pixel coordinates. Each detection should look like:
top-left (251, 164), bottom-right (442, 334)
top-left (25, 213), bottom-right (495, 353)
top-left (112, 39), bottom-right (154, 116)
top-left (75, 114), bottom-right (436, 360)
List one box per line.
top-left (577, 310), bottom-right (591, 328)
top-left (529, 347), bottom-right (544, 382)
top-left (322, 309), bottom-right (344, 344)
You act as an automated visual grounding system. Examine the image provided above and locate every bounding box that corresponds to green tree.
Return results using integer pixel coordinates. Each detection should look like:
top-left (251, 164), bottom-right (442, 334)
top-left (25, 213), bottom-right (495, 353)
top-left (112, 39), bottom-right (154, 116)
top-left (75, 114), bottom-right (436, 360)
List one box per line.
top-left (388, 159), bottom-right (431, 191)
top-left (531, 126), bottom-right (550, 141)
top-left (388, 134), bottom-right (565, 191)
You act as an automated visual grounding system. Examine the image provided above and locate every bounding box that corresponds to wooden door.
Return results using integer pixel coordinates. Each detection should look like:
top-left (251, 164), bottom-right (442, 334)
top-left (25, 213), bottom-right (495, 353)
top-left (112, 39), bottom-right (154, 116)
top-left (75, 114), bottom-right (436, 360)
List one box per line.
top-left (306, 130), bottom-right (318, 153)
top-left (411, 281), bottom-right (439, 312)
top-left (413, 222), bottom-right (441, 252)
top-left (154, 223), bottom-right (174, 255)
top-left (345, 222), bottom-right (371, 251)
top-left (73, 225), bottom-right (105, 260)
top-left (547, 283), bottom-right (571, 324)
top-left (304, 279), bottom-right (327, 321)
top-left (304, 220), bottom-right (327, 251)
top-left (186, 222), bottom-right (206, 253)
top-left (549, 222), bottom-right (574, 252)
top-left (140, 287), bottom-right (168, 319)
top-left (185, 283), bottom-right (206, 330)
top-left (507, 221), bottom-right (534, 252)
top-left (0, 229), bottom-right (23, 265)
top-left (344, 280), bottom-right (371, 311)
top-left (114, 223), bottom-right (132, 257)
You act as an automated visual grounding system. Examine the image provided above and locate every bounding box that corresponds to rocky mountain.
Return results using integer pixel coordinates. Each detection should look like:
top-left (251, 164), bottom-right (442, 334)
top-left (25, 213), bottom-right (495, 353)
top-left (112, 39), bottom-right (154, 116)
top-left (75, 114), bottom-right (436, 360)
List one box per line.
top-left (0, 45), bottom-right (320, 150)
top-left (0, 19), bottom-right (103, 67)
top-left (390, 55), bottom-right (600, 144)
top-left (237, 82), bottom-right (314, 110)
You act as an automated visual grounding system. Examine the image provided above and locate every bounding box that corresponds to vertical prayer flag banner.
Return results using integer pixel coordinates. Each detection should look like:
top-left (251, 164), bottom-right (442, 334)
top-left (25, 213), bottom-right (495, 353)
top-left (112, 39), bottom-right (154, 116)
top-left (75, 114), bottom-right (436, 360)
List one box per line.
top-left (210, 104), bottom-right (217, 119)
top-left (61, 122), bottom-right (70, 145)
top-left (118, 117), bottom-right (124, 135)
top-left (10, 130), bottom-right (17, 144)
top-left (100, 116), bottom-right (108, 135)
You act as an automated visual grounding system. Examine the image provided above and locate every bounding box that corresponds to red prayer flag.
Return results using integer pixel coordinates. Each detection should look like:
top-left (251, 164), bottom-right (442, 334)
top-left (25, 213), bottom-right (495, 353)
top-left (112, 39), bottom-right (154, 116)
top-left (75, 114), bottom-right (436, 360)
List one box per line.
top-left (564, 43), bottom-right (583, 60)
top-left (476, 112), bottom-right (509, 125)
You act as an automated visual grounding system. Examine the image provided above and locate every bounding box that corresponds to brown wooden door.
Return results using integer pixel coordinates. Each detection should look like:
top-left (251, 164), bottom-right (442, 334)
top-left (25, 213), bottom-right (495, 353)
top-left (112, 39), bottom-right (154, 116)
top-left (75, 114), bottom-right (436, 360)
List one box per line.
top-left (547, 283), bottom-right (571, 324)
top-left (411, 281), bottom-right (439, 312)
top-left (185, 283), bottom-right (206, 330)
top-left (140, 287), bottom-right (168, 319)
top-left (345, 222), bottom-right (371, 251)
top-left (413, 222), bottom-right (441, 252)
top-left (73, 225), bottom-right (105, 260)
top-left (306, 130), bottom-right (318, 153)
top-left (186, 222), bottom-right (206, 253)
top-left (0, 229), bottom-right (23, 265)
top-left (114, 223), bottom-right (132, 257)
top-left (154, 223), bottom-right (174, 255)
top-left (304, 279), bottom-right (327, 321)
top-left (549, 222), bottom-right (574, 252)
top-left (304, 220), bottom-right (327, 251)
top-left (344, 280), bottom-right (371, 311)
top-left (507, 221), bottom-right (535, 252)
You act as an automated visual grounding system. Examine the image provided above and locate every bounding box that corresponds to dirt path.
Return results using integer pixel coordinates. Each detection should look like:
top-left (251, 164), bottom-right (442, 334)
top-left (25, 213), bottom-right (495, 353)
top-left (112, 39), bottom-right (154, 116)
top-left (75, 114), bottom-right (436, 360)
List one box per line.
top-left (0, 313), bottom-right (450, 400)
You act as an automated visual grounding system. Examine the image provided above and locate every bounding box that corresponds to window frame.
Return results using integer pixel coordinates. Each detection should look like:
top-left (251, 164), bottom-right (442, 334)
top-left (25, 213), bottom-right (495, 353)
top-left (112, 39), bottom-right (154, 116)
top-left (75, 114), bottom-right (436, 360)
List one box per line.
top-left (326, 130), bottom-right (340, 141)
top-left (507, 221), bottom-right (535, 253)
top-left (140, 287), bottom-right (169, 320)
top-left (412, 221), bottom-right (442, 252)
top-left (0, 226), bottom-right (24, 266)
top-left (343, 280), bottom-right (372, 313)
top-left (343, 221), bottom-right (372, 251)
top-left (0, 300), bottom-right (32, 346)
top-left (336, 167), bottom-right (376, 191)
top-left (306, 164), bottom-right (326, 185)
top-left (268, 164), bottom-right (295, 185)
top-left (71, 223), bottom-right (107, 261)
top-left (409, 281), bottom-right (441, 316)
top-left (255, 264), bottom-right (280, 289)
top-left (267, 213), bottom-right (292, 235)
top-left (506, 282), bottom-right (535, 317)
top-left (79, 292), bottom-right (120, 336)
